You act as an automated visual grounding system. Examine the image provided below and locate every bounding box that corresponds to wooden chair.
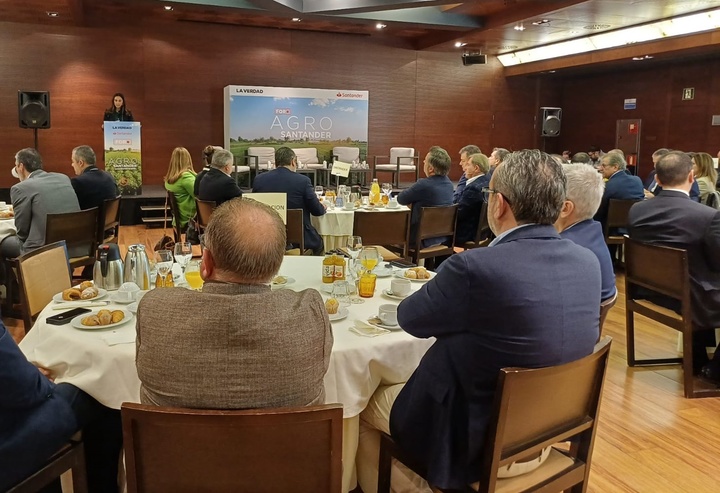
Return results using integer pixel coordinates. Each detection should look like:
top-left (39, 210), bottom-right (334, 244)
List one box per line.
top-left (45, 207), bottom-right (98, 275)
top-left (16, 240), bottom-right (72, 336)
top-left (121, 403), bottom-right (343, 493)
top-left (408, 205), bottom-right (458, 266)
top-left (195, 199), bottom-right (217, 232)
top-left (599, 291), bottom-right (618, 339)
top-left (167, 192), bottom-right (186, 243)
top-left (625, 238), bottom-right (720, 398)
top-left (373, 147), bottom-right (419, 188)
top-left (8, 432), bottom-right (88, 493)
top-left (353, 209), bottom-right (410, 261)
top-left (97, 195), bottom-right (121, 245)
top-left (603, 199), bottom-right (639, 263)
top-left (461, 201), bottom-right (494, 250)
top-left (286, 208), bottom-right (305, 254)
top-left (378, 337), bottom-right (612, 493)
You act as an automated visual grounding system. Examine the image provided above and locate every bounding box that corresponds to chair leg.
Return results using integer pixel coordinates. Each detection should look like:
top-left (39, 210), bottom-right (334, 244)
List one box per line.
top-left (626, 309), bottom-right (637, 366)
top-left (377, 436), bottom-right (393, 493)
top-left (682, 329), bottom-right (696, 398)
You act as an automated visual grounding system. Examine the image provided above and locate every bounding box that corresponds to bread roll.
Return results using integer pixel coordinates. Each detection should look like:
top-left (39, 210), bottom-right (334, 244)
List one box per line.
top-left (80, 287), bottom-right (99, 300)
top-left (62, 288), bottom-right (82, 301)
top-left (97, 309), bottom-right (112, 325)
top-left (79, 281), bottom-right (94, 291)
top-left (111, 310), bottom-right (125, 323)
top-left (81, 315), bottom-right (100, 326)
top-left (404, 270), bottom-right (418, 279)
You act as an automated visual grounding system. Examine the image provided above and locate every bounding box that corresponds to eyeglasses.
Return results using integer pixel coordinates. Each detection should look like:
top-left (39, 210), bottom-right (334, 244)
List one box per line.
top-left (481, 187), bottom-right (511, 204)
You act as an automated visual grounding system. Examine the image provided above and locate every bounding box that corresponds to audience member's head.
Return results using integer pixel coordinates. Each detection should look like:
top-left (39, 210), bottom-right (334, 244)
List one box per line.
top-left (275, 147), bottom-right (296, 168)
top-left (489, 147), bottom-right (510, 168)
top-left (424, 146), bottom-right (451, 177)
top-left (459, 144), bottom-right (480, 163)
top-left (464, 153), bottom-right (489, 177)
top-left (210, 149), bottom-right (234, 173)
top-left (599, 151), bottom-right (627, 179)
top-left (588, 146), bottom-right (600, 160)
top-left (14, 148), bottom-right (43, 181)
top-left (608, 148), bottom-right (624, 157)
top-left (555, 163), bottom-right (605, 232)
top-left (164, 147), bottom-right (194, 184)
top-left (489, 149), bottom-right (565, 233)
top-left (652, 148), bottom-right (670, 166)
top-left (572, 152), bottom-right (590, 164)
top-left (71, 145), bottom-right (96, 176)
top-left (562, 150), bottom-right (572, 161)
top-left (655, 151), bottom-right (693, 188)
top-left (203, 145), bottom-right (223, 167)
top-left (692, 152), bottom-right (717, 183)
top-left (202, 198), bottom-right (286, 284)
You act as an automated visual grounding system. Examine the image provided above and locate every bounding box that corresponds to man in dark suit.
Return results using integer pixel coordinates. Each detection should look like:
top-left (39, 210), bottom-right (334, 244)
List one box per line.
top-left (0, 323), bottom-right (122, 492)
top-left (357, 150), bottom-right (600, 491)
top-left (628, 151), bottom-right (720, 381)
top-left (645, 148), bottom-right (701, 202)
top-left (452, 144), bottom-right (480, 203)
top-left (252, 147), bottom-right (327, 254)
top-left (197, 148), bottom-right (243, 206)
top-left (593, 151), bottom-right (645, 230)
top-left (556, 163), bottom-right (616, 303)
top-left (70, 145), bottom-right (119, 211)
top-left (454, 152), bottom-right (491, 245)
top-left (397, 146), bottom-right (454, 248)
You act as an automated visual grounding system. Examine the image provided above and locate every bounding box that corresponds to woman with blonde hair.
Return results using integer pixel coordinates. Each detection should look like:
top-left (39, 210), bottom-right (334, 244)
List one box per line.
top-left (164, 147), bottom-right (197, 228)
top-left (692, 152), bottom-right (717, 204)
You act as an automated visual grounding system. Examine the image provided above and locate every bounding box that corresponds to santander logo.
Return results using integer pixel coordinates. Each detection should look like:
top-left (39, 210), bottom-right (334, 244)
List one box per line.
top-left (336, 92), bottom-right (364, 99)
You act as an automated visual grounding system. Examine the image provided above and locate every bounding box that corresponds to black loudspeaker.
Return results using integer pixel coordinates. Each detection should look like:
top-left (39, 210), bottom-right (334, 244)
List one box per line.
top-left (540, 107), bottom-right (561, 137)
top-left (18, 91), bottom-right (51, 129)
top-left (462, 53), bottom-right (487, 65)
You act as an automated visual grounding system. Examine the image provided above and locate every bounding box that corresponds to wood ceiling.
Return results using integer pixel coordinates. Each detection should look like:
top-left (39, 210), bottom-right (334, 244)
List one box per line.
top-left (3, 0), bottom-right (720, 70)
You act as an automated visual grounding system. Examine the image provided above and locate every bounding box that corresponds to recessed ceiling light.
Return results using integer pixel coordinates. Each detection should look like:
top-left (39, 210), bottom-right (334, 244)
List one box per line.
top-left (164, 5), bottom-right (173, 11)
top-left (584, 24), bottom-right (611, 30)
top-left (532, 19), bottom-right (551, 26)
top-left (514, 23), bottom-right (525, 31)
top-left (455, 41), bottom-right (467, 47)
top-left (292, 17), bottom-right (301, 22)
top-left (376, 23), bottom-right (387, 29)
top-left (46, 11), bottom-right (59, 17)
top-left (644, 55), bottom-right (653, 59)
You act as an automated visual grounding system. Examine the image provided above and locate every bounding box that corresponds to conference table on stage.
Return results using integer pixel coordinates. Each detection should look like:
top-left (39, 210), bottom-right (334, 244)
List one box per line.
top-left (311, 204), bottom-right (410, 252)
top-left (19, 255), bottom-right (435, 493)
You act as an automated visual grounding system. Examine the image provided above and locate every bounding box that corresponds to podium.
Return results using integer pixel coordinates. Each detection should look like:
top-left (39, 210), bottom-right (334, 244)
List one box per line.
top-left (104, 121), bottom-right (142, 195)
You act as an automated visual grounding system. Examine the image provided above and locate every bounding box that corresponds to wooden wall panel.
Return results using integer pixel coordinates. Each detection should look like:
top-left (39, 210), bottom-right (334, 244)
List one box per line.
top-left (0, 19), bottom-right (540, 188)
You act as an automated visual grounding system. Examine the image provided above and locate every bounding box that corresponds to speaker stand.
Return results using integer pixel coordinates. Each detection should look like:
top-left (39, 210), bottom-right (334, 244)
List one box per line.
top-left (33, 128), bottom-right (38, 151)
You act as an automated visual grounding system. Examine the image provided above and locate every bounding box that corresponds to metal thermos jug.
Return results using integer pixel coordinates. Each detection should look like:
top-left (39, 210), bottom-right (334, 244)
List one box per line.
top-left (123, 244), bottom-right (151, 290)
top-left (93, 243), bottom-right (124, 291)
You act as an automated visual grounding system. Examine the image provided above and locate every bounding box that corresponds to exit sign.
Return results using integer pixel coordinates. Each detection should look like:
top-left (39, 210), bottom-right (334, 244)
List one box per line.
top-left (682, 87), bottom-right (695, 100)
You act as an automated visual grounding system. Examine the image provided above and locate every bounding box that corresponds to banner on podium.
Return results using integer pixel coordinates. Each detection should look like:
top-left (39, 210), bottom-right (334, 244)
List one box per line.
top-left (104, 121), bottom-right (142, 195)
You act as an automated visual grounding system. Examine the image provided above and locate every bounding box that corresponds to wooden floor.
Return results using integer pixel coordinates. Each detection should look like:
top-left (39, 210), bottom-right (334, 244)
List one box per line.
top-left (6, 225), bottom-right (720, 492)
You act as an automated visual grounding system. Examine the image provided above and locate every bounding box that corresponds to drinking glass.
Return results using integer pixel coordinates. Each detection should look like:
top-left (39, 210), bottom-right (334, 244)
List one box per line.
top-left (382, 182), bottom-right (392, 195)
top-left (346, 236), bottom-right (365, 304)
top-left (359, 247), bottom-right (379, 272)
top-left (155, 250), bottom-right (174, 288)
top-left (314, 185), bottom-right (324, 200)
top-left (347, 236), bottom-right (363, 261)
top-left (174, 242), bottom-right (192, 275)
top-left (358, 273), bottom-right (377, 298)
top-left (184, 260), bottom-right (204, 290)
top-left (332, 280), bottom-right (352, 308)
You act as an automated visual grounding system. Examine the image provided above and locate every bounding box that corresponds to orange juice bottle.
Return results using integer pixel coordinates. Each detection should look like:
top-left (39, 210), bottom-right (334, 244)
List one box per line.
top-left (333, 255), bottom-right (346, 280)
top-left (370, 179), bottom-right (381, 205)
top-left (322, 255), bottom-right (335, 283)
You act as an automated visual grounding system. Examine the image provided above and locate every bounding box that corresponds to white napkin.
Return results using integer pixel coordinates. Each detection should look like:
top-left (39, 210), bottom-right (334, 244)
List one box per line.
top-left (101, 331), bottom-right (136, 346)
top-left (51, 301), bottom-right (109, 310)
top-left (349, 320), bottom-right (390, 337)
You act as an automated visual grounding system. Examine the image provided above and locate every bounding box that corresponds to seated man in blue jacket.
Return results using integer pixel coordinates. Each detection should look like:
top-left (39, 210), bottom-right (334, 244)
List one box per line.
top-left (0, 323), bottom-right (122, 492)
top-left (454, 152), bottom-right (491, 246)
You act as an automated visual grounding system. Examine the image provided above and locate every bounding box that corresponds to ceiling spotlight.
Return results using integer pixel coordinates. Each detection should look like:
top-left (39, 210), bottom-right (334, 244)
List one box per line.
top-left (164, 5), bottom-right (173, 11)
top-left (455, 41), bottom-right (467, 48)
top-left (46, 11), bottom-right (59, 17)
top-left (292, 17), bottom-right (301, 22)
top-left (376, 23), bottom-right (387, 29)
top-left (514, 23), bottom-right (525, 31)
top-left (532, 19), bottom-right (550, 26)
top-left (644, 55), bottom-right (654, 59)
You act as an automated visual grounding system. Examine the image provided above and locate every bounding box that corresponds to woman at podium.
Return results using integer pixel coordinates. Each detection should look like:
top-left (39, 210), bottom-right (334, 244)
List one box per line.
top-left (103, 93), bottom-right (134, 122)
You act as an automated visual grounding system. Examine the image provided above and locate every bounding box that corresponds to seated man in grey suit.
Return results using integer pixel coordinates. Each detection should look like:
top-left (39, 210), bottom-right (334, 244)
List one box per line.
top-left (136, 198), bottom-right (333, 409)
top-left (356, 150), bottom-right (601, 492)
top-left (1, 148), bottom-right (80, 259)
top-left (555, 163), bottom-right (617, 303)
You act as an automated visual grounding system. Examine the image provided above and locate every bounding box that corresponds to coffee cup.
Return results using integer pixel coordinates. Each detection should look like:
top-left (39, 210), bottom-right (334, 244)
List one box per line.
top-left (390, 278), bottom-right (411, 297)
top-left (378, 304), bottom-right (398, 326)
top-left (344, 201), bottom-right (355, 210)
top-left (116, 282), bottom-right (140, 301)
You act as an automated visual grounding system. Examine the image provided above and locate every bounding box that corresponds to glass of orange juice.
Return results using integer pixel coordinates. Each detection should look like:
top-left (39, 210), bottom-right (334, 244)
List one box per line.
top-left (359, 247), bottom-right (379, 272)
top-left (184, 260), bottom-right (204, 290)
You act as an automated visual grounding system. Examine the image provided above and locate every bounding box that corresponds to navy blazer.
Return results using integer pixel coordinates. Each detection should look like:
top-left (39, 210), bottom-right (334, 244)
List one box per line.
top-left (0, 325), bottom-right (78, 490)
top-left (452, 173), bottom-right (468, 203)
top-left (629, 190), bottom-right (720, 328)
top-left (70, 166), bottom-right (118, 211)
top-left (561, 219), bottom-right (617, 302)
top-left (594, 170), bottom-right (645, 228)
top-left (389, 225), bottom-right (600, 489)
top-left (397, 175), bottom-right (454, 247)
top-left (252, 167), bottom-right (326, 252)
top-left (454, 174), bottom-right (490, 245)
top-left (197, 168), bottom-right (243, 206)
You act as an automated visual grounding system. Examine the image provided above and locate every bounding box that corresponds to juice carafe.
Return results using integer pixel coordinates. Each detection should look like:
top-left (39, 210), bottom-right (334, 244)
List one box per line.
top-left (370, 179), bottom-right (381, 205)
top-left (333, 255), bottom-right (346, 280)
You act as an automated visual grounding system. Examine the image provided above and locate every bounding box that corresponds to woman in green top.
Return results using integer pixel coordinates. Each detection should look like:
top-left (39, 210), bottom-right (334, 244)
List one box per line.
top-left (164, 147), bottom-right (197, 228)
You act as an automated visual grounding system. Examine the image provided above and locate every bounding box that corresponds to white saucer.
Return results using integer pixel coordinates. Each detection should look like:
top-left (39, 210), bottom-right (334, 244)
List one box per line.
top-left (367, 317), bottom-right (402, 331)
top-left (328, 307), bottom-right (349, 322)
top-left (372, 266), bottom-right (394, 278)
top-left (382, 289), bottom-right (410, 301)
top-left (110, 294), bottom-right (136, 304)
top-left (395, 269), bottom-right (436, 283)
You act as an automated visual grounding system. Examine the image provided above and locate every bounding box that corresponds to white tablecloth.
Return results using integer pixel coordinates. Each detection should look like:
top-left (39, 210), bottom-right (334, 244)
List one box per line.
top-left (311, 206), bottom-right (410, 252)
top-left (19, 256), bottom-right (433, 492)
top-left (0, 218), bottom-right (17, 243)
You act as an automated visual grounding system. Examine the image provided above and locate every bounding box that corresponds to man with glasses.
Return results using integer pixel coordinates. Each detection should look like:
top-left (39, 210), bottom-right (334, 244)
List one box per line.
top-left (1, 148), bottom-right (79, 259)
top-left (357, 150), bottom-right (601, 491)
top-left (593, 151), bottom-right (644, 232)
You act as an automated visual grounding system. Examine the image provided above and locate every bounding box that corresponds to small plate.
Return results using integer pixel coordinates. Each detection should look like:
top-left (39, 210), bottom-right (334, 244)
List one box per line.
top-left (367, 316), bottom-right (402, 331)
top-left (395, 269), bottom-right (436, 283)
top-left (382, 289), bottom-right (411, 301)
top-left (71, 308), bottom-right (134, 330)
top-left (372, 266), bottom-right (394, 278)
top-left (127, 302), bottom-right (138, 314)
top-left (271, 276), bottom-right (295, 288)
top-left (110, 293), bottom-right (137, 304)
top-left (53, 288), bottom-right (108, 303)
top-left (328, 307), bottom-right (349, 322)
